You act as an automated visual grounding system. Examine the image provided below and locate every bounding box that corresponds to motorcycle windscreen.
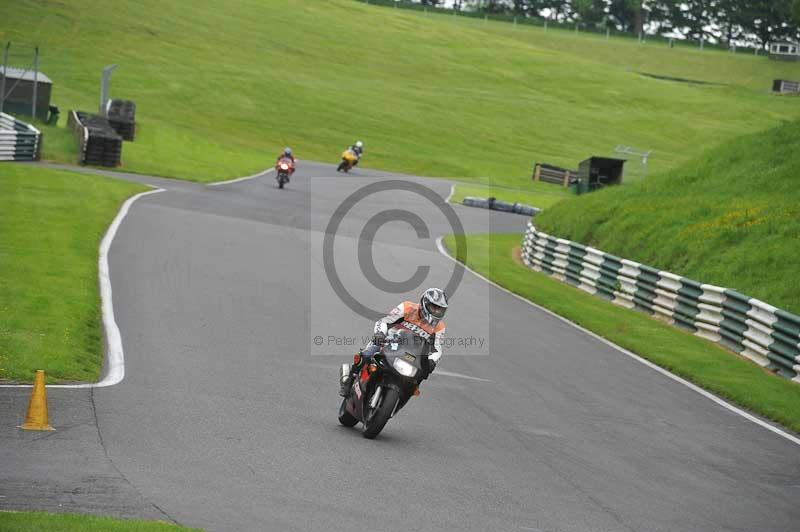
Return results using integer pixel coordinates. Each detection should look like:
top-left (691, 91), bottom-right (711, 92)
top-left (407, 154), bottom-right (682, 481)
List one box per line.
top-left (383, 328), bottom-right (429, 368)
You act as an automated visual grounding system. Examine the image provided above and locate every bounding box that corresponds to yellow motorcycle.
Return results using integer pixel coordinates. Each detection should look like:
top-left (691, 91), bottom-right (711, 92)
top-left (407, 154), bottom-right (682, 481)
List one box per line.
top-left (337, 149), bottom-right (359, 173)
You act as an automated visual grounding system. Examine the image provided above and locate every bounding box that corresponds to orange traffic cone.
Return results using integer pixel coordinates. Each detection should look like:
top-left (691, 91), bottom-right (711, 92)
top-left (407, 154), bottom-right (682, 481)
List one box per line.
top-left (19, 370), bottom-right (55, 431)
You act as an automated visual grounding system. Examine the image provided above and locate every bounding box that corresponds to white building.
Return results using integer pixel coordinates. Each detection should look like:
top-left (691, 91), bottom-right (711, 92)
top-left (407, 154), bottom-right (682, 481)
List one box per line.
top-left (769, 41), bottom-right (800, 61)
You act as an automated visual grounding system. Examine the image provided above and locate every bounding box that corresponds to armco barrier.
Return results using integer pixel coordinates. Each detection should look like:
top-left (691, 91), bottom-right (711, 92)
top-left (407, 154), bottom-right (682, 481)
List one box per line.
top-left (0, 112), bottom-right (41, 161)
top-left (521, 222), bottom-right (800, 382)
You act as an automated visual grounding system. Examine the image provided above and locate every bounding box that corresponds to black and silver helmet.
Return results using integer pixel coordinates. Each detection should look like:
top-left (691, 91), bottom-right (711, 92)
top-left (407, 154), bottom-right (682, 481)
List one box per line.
top-left (420, 287), bottom-right (448, 326)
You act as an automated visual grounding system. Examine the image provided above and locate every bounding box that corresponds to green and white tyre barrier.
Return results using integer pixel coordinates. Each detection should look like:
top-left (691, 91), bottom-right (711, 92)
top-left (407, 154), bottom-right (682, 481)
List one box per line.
top-left (0, 112), bottom-right (40, 161)
top-left (521, 222), bottom-right (800, 382)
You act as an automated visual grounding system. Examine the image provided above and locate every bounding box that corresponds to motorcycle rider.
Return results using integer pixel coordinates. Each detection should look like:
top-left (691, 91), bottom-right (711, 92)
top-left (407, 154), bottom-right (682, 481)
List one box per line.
top-left (349, 140), bottom-right (364, 166)
top-left (276, 147), bottom-right (296, 171)
top-left (340, 287), bottom-right (447, 397)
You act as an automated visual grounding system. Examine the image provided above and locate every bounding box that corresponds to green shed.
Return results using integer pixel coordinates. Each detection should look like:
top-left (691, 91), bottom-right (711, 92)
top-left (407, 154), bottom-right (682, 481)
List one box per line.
top-left (0, 66), bottom-right (53, 122)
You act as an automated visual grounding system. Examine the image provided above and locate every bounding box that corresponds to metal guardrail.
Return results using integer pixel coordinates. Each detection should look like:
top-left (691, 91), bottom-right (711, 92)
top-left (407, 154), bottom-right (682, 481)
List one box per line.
top-left (521, 222), bottom-right (800, 382)
top-left (0, 112), bottom-right (40, 161)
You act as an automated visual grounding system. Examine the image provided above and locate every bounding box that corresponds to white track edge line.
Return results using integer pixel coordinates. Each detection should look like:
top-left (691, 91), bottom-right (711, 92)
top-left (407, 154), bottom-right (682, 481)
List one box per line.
top-left (207, 168), bottom-right (274, 187)
top-left (436, 370), bottom-right (494, 383)
top-left (435, 236), bottom-right (800, 447)
top-left (445, 183), bottom-right (456, 203)
top-left (1, 188), bottom-right (165, 389)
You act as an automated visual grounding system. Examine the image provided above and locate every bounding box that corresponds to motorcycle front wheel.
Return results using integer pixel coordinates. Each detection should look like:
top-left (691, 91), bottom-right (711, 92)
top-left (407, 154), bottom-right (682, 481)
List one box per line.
top-left (362, 387), bottom-right (399, 439)
top-left (338, 398), bottom-right (358, 427)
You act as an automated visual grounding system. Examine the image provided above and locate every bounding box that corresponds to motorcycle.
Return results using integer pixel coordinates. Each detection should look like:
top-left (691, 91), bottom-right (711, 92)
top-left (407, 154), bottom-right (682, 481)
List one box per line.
top-left (275, 157), bottom-right (295, 189)
top-left (336, 149), bottom-right (359, 173)
top-left (338, 326), bottom-right (431, 439)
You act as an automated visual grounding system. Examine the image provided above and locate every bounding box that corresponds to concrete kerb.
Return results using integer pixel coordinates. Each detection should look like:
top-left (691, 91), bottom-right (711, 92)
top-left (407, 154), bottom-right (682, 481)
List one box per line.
top-left (206, 167), bottom-right (275, 187)
top-left (445, 183), bottom-right (456, 203)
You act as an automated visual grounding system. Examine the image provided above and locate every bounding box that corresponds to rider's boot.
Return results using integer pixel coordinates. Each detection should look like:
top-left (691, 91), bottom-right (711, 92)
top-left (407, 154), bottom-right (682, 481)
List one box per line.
top-left (341, 345), bottom-right (378, 397)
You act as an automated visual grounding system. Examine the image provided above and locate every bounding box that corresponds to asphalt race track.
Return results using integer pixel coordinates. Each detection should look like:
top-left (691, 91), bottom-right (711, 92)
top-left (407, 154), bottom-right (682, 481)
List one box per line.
top-left (2, 162), bottom-right (799, 532)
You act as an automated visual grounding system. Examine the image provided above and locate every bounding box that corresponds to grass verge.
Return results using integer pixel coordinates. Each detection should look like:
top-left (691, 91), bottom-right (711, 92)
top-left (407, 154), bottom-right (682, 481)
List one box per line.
top-left (0, 164), bottom-right (147, 383)
top-left (535, 120), bottom-right (800, 315)
top-left (443, 232), bottom-right (800, 434)
top-left (0, 511), bottom-right (202, 531)
top-left (449, 181), bottom-right (571, 210)
top-left (2, 1), bottom-right (800, 182)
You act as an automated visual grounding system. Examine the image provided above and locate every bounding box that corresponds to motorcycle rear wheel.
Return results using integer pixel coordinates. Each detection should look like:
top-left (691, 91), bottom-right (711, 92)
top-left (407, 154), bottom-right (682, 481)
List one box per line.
top-left (338, 398), bottom-right (358, 427)
top-left (362, 388), bottom-right (399, 439)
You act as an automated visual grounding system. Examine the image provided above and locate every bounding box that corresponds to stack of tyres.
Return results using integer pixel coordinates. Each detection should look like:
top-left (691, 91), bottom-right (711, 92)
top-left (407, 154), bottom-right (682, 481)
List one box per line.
top-left (462, 196), bottom-right (540, 217)
top-left (462, 197), bottom-right (490, 209)
top-left (77, 111), bottom-right (122, 167)
top-left (70, 111), bottom-right (123, 167)
top-left (106, 99), bottom-right (136, 141)
top-left (490, 199), bottom-right (516, 213)
top-left (513, 204), bottom-right (540, 216)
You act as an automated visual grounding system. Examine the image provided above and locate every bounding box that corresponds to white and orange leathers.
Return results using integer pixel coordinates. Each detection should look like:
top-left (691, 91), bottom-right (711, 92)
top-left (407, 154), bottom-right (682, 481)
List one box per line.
top-left (374, 301), bottom-right (445, 363)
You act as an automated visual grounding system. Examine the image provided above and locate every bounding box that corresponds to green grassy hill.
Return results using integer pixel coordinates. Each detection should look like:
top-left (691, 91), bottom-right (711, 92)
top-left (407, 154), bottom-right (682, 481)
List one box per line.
top-left (535, 120), bottom-right (800, 314)
top-left (2, 0), bottom-right (800, 182)
top-left (452, 12), bottom-right (793, 91)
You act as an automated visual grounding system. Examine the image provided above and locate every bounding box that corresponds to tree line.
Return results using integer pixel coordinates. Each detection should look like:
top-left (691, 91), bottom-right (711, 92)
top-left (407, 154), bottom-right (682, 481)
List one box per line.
top-left (415, 1), bottom-right (800, 47)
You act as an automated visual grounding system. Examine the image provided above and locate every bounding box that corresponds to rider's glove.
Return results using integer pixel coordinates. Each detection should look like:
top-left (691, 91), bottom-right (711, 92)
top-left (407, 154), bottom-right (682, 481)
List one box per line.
top-left (373, 331), bottom-right (387, 346)
top-left (419, 359), bottom-right (436, 381)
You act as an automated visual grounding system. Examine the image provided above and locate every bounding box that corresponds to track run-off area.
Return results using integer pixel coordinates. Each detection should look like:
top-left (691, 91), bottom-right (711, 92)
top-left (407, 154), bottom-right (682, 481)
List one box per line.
top-left (1, 162), bottom-right (799, 532)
